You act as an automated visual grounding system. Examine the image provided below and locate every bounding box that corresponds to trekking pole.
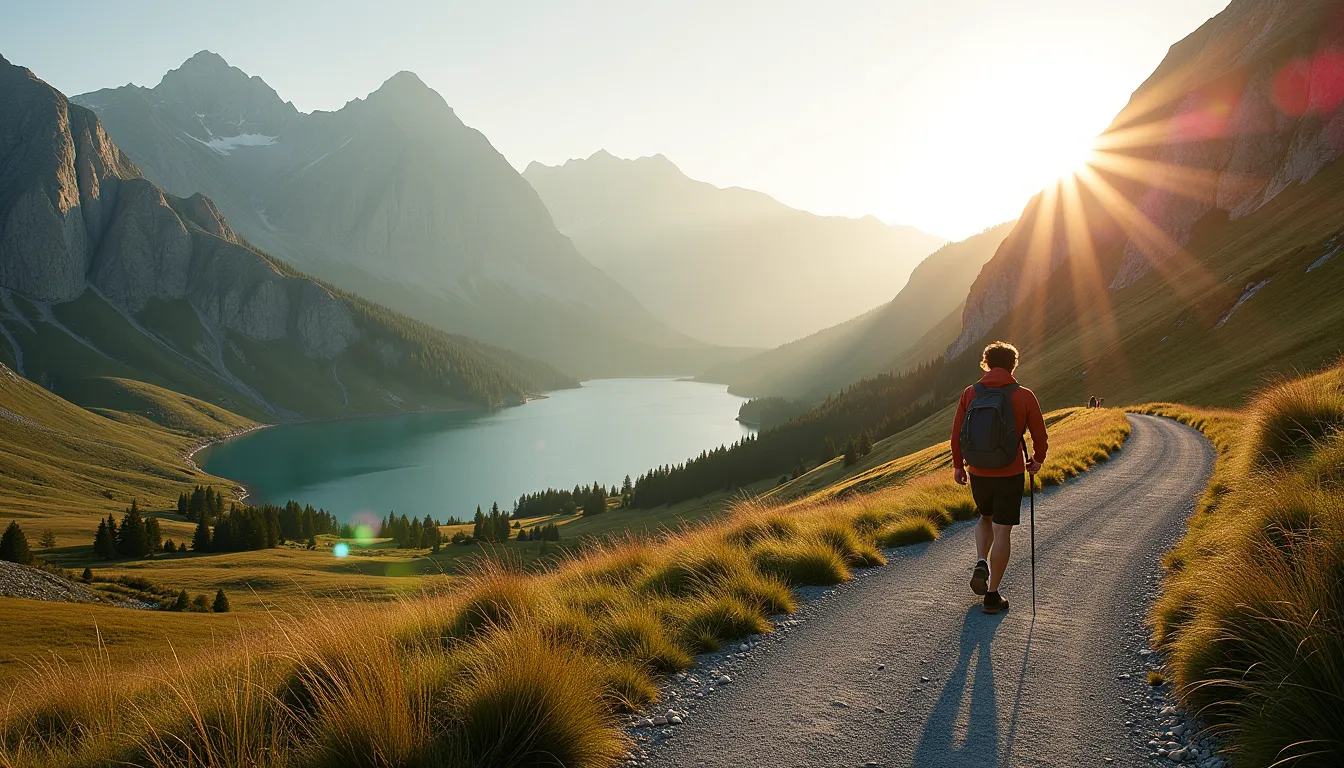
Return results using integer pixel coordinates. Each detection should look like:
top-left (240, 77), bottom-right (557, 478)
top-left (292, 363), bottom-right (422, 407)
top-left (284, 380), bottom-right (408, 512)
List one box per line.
top-left (1022, 439), bottom-right (1036, 617)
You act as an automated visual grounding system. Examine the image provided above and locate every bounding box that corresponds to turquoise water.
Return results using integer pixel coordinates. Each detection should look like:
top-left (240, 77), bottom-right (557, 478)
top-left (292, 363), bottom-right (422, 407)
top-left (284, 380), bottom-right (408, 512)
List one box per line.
top-left (197, 378), bottom-right (753, 524)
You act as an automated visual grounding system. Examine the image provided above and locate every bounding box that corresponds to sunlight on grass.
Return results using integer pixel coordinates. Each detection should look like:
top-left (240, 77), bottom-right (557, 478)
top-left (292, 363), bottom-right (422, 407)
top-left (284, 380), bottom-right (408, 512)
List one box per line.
top-left (0, 406), bottom-right (1132, 768)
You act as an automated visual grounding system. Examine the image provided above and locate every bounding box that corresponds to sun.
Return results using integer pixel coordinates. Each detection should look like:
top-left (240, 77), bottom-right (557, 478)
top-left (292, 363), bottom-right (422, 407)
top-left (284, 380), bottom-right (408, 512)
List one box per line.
top-left (1042, 133), bottom-right (1102, 183)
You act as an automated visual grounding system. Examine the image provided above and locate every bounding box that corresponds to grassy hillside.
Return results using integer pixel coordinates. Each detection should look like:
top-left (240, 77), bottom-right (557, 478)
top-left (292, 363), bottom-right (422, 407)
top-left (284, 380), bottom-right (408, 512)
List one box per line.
top-left (0, 362), bottom-right (244, 531)
top-left (1134, 363), bottom-right (1343, 767)
top-left (0, 404), bottom-right (1127, 768)
top-left (951, 152), bottom-right (1344, 415)
top-left (701, 221), bottom-right (1014, 400)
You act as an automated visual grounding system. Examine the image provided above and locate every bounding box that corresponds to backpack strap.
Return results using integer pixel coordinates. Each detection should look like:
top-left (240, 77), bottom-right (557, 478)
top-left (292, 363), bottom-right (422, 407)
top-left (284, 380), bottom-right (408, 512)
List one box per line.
top-left (973, 383), bottom-right (986, 396)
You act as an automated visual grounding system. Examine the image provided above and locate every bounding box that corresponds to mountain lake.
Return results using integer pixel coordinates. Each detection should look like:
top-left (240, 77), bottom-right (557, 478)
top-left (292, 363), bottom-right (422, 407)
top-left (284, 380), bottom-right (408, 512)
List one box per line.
top-left (197, 378), bottom-right (754, 524)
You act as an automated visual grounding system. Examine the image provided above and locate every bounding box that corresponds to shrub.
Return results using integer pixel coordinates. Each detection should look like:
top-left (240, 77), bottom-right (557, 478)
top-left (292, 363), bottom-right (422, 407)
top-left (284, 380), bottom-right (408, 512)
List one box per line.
top-left (749, 539), bottom-right (849, 586)
top-left (878, 518), bottom-right (939, 548)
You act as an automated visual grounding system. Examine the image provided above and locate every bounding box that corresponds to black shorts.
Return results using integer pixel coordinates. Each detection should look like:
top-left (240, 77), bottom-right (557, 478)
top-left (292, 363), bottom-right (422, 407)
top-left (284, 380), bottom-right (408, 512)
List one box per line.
top-left (969, 472), bottom-right (1025, 526)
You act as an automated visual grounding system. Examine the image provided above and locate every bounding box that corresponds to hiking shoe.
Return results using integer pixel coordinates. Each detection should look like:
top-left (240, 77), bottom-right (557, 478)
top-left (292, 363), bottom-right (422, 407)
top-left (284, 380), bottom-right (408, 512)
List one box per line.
top-left (970, 560), bottom-right (989, 596)
top-left (982, 591), bottom-right (1009, 615)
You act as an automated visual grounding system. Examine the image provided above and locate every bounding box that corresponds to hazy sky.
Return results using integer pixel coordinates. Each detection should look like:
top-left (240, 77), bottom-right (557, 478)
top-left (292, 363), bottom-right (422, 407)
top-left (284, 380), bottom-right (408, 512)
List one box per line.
top-left (3, 0), bottom-right (1230, 239)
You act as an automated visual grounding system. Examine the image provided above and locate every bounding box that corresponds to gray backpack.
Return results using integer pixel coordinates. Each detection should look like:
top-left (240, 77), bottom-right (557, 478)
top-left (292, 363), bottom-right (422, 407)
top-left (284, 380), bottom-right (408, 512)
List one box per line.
top-left (959, 383), bottom-right (1021, 469)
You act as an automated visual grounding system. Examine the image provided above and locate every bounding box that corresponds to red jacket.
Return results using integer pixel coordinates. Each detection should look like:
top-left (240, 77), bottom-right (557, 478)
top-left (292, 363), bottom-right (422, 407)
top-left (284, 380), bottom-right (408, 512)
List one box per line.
top-left (951, 368), bottom-right (1048, 477)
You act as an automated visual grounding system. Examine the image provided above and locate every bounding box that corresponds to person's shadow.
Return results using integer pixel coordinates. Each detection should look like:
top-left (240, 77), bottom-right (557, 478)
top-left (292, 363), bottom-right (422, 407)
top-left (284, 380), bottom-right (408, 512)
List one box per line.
top-left (910, 605), bottom-right (1014, 766)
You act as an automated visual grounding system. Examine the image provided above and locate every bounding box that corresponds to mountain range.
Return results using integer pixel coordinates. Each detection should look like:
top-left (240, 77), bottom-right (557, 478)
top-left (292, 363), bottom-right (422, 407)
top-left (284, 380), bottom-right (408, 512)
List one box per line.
top-left (0, 53), bottom-right (573, 420)
top-left (72, 51), bottom-right (742, 378)
top-left (523, 151), bottom-right (947, 349)
top-left (701, 221), bottom-right (1015, 398)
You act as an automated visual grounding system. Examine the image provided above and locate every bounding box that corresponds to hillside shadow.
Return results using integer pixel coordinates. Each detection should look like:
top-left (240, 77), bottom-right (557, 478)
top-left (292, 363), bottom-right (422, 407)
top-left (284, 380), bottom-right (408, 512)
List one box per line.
top-left (910, 605), bottom-right (1009, 766)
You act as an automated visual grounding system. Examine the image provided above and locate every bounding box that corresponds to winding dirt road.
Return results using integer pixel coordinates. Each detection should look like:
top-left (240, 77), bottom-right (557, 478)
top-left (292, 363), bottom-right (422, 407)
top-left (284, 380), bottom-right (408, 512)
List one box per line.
top-left (643, 414), bottom-right (1215, 768)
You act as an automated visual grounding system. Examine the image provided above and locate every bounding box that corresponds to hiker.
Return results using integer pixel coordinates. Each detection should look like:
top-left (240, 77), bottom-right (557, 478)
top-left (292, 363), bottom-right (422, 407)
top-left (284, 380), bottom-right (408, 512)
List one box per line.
top-left (1088, 395), bottom-right (1097, 409)
top-left (951, 341), bottom-right (1048, 614)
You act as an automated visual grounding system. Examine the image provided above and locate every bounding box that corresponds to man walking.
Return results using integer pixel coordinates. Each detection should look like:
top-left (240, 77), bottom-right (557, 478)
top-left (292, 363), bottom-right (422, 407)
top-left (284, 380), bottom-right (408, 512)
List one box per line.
top-left (950, 341), bottom-right (1048, 614)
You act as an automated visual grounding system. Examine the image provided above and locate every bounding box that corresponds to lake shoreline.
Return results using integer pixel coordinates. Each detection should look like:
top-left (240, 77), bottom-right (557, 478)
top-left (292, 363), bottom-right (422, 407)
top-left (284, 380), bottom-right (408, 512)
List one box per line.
top-left (185, 399), bottom-right (513, 504)
top-left (192, 379), bottom-right (752, 519)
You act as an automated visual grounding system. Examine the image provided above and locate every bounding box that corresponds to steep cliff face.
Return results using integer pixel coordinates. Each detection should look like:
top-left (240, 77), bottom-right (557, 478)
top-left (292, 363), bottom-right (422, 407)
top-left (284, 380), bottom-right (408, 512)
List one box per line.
top-left (0, 58), bottom-right (354, 360)
top-left (951, 0), bottom-right (1344, 357)
top-left (0, 55), bottom-right (571, 417)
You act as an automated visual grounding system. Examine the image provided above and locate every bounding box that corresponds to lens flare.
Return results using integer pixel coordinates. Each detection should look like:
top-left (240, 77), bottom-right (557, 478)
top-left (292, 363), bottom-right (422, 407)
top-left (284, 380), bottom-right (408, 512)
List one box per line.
top-left (353, 524), bottom-right (376, 545)
top-left (333, 542), bottom-right (350, 558)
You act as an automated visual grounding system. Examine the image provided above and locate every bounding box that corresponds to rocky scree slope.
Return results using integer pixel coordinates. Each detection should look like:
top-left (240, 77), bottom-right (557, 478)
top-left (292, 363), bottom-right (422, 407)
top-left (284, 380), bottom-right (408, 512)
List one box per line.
top-left (0, 54), bottom-right (571, 418)
top-left (524, 150), bottom-right (947, 349)
top-left (74, 51), bottom-right (736, 377)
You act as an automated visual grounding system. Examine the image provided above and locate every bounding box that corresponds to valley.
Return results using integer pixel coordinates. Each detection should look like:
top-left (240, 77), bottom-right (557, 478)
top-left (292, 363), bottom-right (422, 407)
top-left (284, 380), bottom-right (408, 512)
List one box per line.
top-left (2, 1), bottom-right (1343, 766)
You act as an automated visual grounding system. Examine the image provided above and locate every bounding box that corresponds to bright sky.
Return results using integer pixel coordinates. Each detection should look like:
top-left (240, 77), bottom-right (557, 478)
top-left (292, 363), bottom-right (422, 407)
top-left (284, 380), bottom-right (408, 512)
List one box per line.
top-left (2, 0), bottom-right (1229, 240)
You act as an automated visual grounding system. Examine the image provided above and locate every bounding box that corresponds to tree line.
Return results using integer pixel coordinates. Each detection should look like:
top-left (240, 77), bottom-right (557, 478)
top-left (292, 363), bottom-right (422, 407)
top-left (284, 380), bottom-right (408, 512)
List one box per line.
top-left (512, 482), bottom-right (615, 519)
top-left (377, 512), bottom-right (444, 550)
top-left (628, 358), bottom-right (956, 507)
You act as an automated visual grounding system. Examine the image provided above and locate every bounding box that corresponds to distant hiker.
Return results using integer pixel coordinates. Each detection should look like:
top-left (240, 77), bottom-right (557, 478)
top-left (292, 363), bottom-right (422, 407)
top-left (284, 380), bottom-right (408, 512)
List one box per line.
top-left (1088, 395), bottom-right (1098, 409)
top-left (951, 341), bottom-right (1048, 614)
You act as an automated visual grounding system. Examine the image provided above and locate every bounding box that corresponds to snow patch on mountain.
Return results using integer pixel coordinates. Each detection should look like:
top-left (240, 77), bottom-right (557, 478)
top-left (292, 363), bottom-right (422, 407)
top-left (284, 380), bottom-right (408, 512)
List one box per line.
top-left (188, 133), bottom-right (278, 155)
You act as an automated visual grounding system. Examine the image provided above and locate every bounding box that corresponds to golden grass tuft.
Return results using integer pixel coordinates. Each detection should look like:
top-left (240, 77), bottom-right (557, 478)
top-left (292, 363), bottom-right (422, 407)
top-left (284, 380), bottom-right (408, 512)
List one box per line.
top-left (1141, 362), bottom-right (1344, 768)
top-left (877, 518), bottom-right (939, 548)
top-left (748, 539), bottom-right (850, 586)
top-left (446, 626), bottom-right (627, 768)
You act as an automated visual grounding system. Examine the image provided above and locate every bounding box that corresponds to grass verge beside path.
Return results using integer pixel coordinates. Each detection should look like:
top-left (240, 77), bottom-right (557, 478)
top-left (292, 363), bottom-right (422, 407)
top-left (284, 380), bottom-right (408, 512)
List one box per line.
top-left (1133, 363), bottom-right (1344, 768)
top-left (0, 408), bottom-right (1130, 768)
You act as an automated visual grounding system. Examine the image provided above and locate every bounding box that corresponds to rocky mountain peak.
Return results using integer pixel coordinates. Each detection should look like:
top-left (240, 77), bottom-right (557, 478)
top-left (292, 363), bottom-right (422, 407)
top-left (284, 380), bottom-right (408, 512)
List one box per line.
top-left (153, 50), bottom-right (297, 138)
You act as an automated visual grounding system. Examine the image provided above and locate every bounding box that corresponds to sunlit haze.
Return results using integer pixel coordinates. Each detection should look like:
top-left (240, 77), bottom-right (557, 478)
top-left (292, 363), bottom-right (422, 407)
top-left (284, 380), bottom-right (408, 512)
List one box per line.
top-left (2, 0), bottom-right (1229, 239)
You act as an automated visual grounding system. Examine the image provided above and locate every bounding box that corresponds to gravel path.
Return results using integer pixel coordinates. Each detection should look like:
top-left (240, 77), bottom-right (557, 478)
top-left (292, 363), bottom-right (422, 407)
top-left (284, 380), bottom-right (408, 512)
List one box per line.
top-left (637, 414), bottom-right (1215, 768)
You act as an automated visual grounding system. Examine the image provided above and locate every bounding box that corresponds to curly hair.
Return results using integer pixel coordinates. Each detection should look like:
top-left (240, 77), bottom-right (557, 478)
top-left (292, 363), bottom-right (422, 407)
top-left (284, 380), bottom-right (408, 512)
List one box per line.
top-left (981, 341), bottom-right (1019, 373)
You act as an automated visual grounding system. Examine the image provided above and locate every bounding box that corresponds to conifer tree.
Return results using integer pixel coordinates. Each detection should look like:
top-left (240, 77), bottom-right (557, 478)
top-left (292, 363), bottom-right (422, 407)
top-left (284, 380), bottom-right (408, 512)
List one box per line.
top-left (821, 437), bottom-right (838, 464)
top-left (39, 530), bottom-right (56, 549)
top-left (117, 501), bottom-right (149, 558)
top-left (171, 589), bottom-right (190, 611)
top-left (81, 567), bottom-right (93, 582)
top-left (213, 589), bottom-right (230, 613)
top-left (144, 516), bottom-right (162, 553)
top-left (843, 440), bottom-right (858, 467)
top-left (163, 538), bottom-right (176, 553)
top-left (192, 514), bottom-right (212, 552)
top-left (177, 491), bottom-right (188, 518)
top-left (93, 519), bottom-right (117, 560)
top-left (0, 521), bottom-right (33, 565)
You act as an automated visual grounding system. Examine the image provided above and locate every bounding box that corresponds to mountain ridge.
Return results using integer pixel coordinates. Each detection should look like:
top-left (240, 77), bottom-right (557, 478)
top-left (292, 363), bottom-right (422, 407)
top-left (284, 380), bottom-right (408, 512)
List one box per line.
top-left (524, 150), bottom-right (947, 348)
top-left (0, 54), bottom-right (574, 418)
top-left (74, 52), bottom-right (737, 378)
